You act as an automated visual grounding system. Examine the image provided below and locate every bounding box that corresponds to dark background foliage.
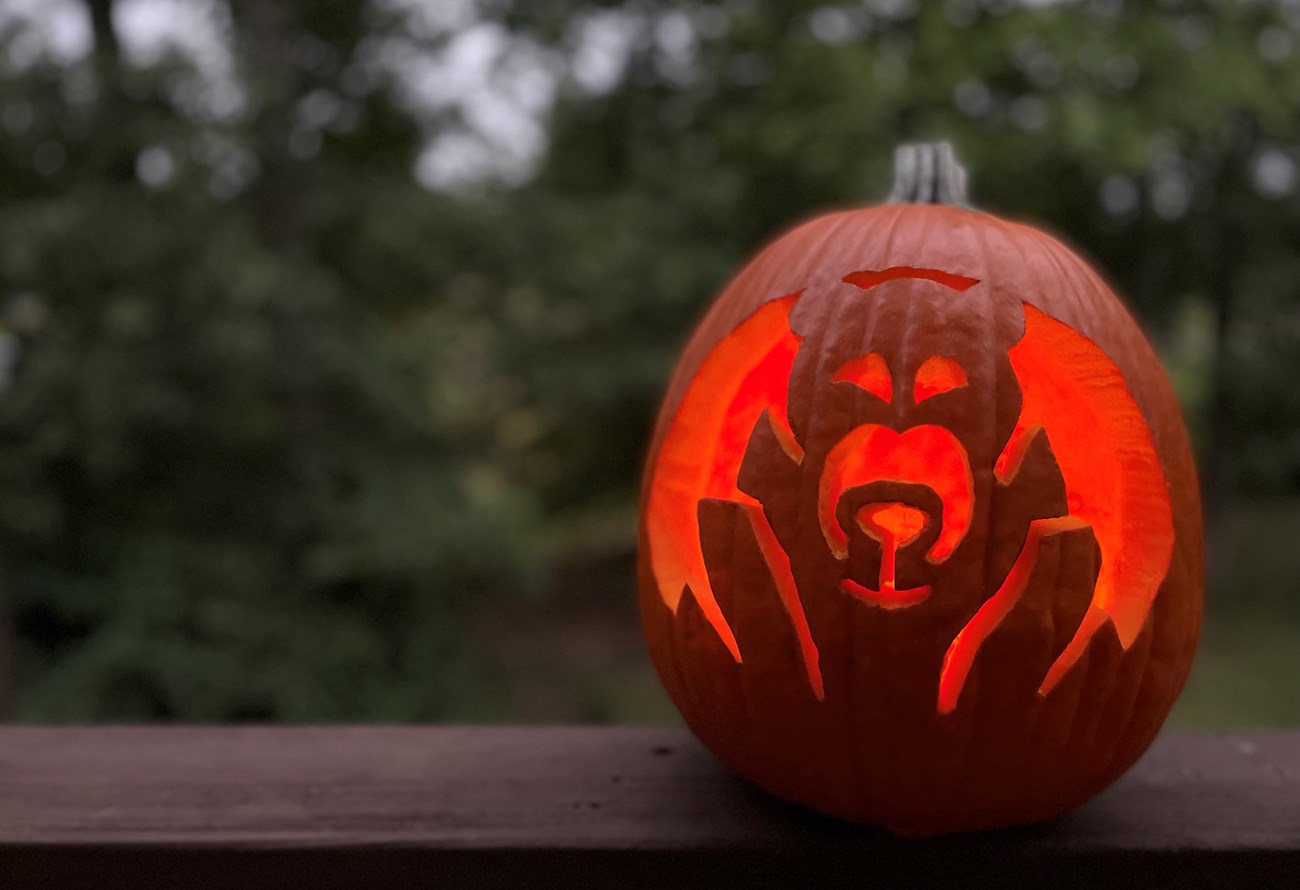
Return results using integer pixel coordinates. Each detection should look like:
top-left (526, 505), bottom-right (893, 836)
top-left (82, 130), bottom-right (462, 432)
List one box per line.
top-left (0, 0), bottom-right (1295, 724)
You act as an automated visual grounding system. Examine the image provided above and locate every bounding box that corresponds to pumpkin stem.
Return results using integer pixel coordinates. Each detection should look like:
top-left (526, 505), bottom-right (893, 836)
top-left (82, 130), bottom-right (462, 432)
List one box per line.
top-left (887, 142), bottom-right (969, 207)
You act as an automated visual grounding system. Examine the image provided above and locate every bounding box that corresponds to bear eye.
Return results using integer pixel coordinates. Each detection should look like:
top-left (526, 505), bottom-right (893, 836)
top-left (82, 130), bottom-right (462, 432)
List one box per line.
top-left (914, 356), bottom-right (968, 403)
top-left (833, 352), bottom-right (891, 403)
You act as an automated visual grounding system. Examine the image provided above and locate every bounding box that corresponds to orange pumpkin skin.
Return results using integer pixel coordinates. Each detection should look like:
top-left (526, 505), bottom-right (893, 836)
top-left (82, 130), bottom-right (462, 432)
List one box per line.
top-left (638, 189), bottom-right (1202, 835)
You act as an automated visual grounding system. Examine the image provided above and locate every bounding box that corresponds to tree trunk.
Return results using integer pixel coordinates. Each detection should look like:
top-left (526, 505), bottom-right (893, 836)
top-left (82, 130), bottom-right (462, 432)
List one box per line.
top-left (86, 0), bottom-right (120, 63)
top-left (1199, 118), bottom-right (1255, 593)
top-left (233, 0), bottom-right (305, 250)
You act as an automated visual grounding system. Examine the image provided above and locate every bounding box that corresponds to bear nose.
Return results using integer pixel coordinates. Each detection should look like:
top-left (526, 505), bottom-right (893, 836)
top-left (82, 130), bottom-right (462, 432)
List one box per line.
top-left (855, 502), bottom-right (929, 548)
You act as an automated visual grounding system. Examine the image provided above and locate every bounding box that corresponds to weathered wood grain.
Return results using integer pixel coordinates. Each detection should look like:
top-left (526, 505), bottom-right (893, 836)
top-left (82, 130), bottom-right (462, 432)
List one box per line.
top-left (0, 727), bottom-right (1296, 888)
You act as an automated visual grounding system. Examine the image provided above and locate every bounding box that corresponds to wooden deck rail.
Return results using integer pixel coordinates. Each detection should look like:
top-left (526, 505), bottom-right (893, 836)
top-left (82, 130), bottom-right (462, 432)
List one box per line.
top-left (1, 727), bottom-right (1297, 888)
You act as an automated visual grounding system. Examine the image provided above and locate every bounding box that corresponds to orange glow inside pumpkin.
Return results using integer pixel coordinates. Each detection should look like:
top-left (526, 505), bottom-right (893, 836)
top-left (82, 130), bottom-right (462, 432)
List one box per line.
top-left (645, 294), bottom-right (807, 665)
top-left (994, 303), bottom-right (1174, 696)
top-left (834, 353), bottom-right (892, 402)
top-left (743, 500), bottom-right (825, 700)
top-left (841, 503), bottom-right (933, 609)
top-left (913, 355), bottom-right (968, 403)
top-left (937, 515), bottom-right (1087, 714)
top-left (818, 424), bottom-right (973, 564)
top-left (646, 269), bottom-right (1175, 715)
top-left (857, 502), bottom-right (928, 546)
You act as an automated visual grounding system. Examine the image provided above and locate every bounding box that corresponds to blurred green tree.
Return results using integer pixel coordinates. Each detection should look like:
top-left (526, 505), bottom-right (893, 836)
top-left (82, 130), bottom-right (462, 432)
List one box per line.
top-left (0, 0), bottom-right (540, 719)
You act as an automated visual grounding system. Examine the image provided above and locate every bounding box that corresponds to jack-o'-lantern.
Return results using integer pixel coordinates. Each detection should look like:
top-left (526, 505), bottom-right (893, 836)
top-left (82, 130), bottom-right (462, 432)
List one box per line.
top-left (637, 143), bottom-right (1202, 836)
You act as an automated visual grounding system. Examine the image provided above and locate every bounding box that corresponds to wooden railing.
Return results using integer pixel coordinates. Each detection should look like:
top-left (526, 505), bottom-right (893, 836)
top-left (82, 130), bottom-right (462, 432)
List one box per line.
top-left (1, 727), bottom-right (1297, 888)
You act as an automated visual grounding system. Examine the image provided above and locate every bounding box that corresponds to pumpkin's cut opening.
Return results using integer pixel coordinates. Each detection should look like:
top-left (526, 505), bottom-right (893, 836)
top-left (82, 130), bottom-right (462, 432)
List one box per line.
top-left (842, 502), bottom-right (934, 609)
top-left (843, 266), bottom-right (979, 293)
top-left (832, 352), bottom-right (892, 402)
top-left (996, 303), bottom-right (1174, 696)
top-left (938, 516), bottom-right (1089, 714)
top-left (818, 424), bottom-right (974, 565)
top-left (857, 502), bottom-right (929, 546)
top-left (645, 295), bottom-right (804, 663)
top-left (914, 355), bottom-right (969, 403)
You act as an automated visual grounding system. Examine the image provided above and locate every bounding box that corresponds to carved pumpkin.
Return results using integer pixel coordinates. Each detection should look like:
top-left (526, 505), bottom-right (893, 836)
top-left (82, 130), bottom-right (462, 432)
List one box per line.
top-left (638, 143), bottom-right (1202, 836)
